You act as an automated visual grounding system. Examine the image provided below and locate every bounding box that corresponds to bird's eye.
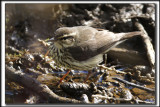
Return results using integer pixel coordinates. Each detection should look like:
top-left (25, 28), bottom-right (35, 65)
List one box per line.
top-left (60, 36), bottom-right (73, 40)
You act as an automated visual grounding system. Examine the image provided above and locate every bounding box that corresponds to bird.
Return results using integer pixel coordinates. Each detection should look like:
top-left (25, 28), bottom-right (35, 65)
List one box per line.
top-left (48, 26), bottom-right (141, 83)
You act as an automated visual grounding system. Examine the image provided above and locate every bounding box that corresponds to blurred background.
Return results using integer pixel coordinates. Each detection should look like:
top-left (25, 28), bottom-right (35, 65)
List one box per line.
top-left (5, 4), bottom-right (155, 54)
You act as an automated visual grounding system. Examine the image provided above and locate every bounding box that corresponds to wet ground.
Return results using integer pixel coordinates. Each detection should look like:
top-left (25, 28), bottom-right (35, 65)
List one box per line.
top-left (5, 4), bottom-right (156, 104)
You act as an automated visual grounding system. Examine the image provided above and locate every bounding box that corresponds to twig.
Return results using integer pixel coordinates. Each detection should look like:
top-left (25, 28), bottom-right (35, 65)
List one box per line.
top-left (92, 94), bottom-right (132, 101)
top-left (135, 99), bottom-right (155, 104)
top-left (5, 65), bottom-right (85, 104)
top-left (112, 77), bottom-right (155, 93)
top-left (97, 65), bottom-right (126, 74)
top-left (92, 94), bottom-right (154, 104)
top-left (6, 46), bottom-right (23, 54)
top-left (134, 21), bottom-right (155, 68)
top-left (37, 39), bottom-right (50, 47)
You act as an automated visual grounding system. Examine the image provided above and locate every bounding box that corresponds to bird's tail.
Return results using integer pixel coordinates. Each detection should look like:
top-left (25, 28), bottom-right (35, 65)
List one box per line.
top-left (118, 31), bottom-right (142, 41)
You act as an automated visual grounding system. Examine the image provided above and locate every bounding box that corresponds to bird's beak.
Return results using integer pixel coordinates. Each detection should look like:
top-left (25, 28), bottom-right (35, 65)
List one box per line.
top-left (48, 37), bottom-right (55, 42)
top-left (47, 37), bottom-right (57, 43)
top-left (47, 37), bottom-right (57, 45)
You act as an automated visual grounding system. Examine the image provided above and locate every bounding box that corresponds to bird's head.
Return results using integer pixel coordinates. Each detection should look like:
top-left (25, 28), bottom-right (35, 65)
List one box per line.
top-left (49, 27), bottom-right (77, 49)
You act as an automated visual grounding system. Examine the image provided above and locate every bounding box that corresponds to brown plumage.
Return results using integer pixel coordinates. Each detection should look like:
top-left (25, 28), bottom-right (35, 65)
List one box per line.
top-left (49, 26), bottom-right (141, 71)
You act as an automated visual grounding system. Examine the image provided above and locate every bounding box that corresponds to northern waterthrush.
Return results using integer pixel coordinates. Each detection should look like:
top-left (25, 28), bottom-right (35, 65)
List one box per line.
top-left (48, 26), bottom-right (141, 83)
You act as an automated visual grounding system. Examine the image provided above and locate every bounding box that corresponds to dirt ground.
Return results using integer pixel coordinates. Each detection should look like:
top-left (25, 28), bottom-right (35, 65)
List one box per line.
top-left (5, 4), bottom-right (156, 104)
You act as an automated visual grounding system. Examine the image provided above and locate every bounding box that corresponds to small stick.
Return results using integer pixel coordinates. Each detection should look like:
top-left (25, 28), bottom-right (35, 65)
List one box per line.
top-left (112, 77), bottom-right (155, 93)
top-left (135, 99), bottom-right (155, 104)
top-left (37, 38), bottom-right (50, 47)
top-left (134, 21), bottom-right (155, 68)
top-left (97, 65), bottom-right (126, 74)
top-left (6, 46), bottom-right (23, 54)
top-left (92, 94), bottom-right (132, 101)
top-left (92, 94), bottom-right (154, 104)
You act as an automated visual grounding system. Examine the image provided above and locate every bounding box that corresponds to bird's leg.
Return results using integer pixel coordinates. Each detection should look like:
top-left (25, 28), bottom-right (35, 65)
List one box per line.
top-left (104, 54), bottom-right (107, 66)
top-left (44, 50), bottom-right (50, 58)
top-left (84, 70), bottom-right (92, 83)
top-left (58, 69), bottom-right (71, 84)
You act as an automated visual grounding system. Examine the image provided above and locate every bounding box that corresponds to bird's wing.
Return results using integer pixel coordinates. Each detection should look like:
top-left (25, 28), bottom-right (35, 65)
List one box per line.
top-left (66, 29), bottom-right (120, 61)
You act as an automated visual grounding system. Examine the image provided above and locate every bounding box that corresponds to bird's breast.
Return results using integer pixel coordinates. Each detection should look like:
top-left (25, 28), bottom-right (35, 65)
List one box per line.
top-left (50, 42), bottom-right (104, 70)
